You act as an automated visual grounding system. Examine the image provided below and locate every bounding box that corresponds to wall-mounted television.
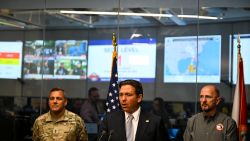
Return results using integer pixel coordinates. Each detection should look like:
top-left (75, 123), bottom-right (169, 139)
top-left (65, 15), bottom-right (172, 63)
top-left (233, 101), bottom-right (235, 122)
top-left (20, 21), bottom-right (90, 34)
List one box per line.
top-left (164, 35), bottom-right (221, 83)
top-left (231, 34), bottom-right (250, 84)
top-left (0, 41), bottom-right (23, 79)
top-left (88, 38), bottom-right (156, 82)
top-left (23, 40), bottom-right (87, 79)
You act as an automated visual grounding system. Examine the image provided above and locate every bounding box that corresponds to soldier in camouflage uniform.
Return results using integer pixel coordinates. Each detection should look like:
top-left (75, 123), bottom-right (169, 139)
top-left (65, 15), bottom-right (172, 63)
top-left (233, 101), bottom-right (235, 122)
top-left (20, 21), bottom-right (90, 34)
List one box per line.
top-left (32, 88), bottom-right (88, 141)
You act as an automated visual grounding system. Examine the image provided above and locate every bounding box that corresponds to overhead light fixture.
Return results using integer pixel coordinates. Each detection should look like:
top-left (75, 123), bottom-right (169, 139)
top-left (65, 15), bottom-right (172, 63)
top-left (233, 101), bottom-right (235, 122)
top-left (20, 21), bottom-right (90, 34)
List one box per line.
top-left (177, 15), bottom-right (218, 20)
top-left (0, 19), bottom-right (25, 28)
top-left (60, 10), bottom-right (218, 20)
top-left (130, 33), bottom-right (142, 39)
top-left (60, 10), bottom-right (173, 18)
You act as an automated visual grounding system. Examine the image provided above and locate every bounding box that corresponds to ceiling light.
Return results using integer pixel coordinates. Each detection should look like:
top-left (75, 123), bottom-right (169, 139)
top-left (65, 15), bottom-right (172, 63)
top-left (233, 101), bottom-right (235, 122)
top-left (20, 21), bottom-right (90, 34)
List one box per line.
top-left (60, 10), bottom-right (219, 20)
top-left (60, 10), bottom-right (173, 18)
top-left (177, 15), bottom-right (218, 20)
top-left (130, 33), bottom-right (142, 39)
top-left (0, 19), bottom-right (25, 28)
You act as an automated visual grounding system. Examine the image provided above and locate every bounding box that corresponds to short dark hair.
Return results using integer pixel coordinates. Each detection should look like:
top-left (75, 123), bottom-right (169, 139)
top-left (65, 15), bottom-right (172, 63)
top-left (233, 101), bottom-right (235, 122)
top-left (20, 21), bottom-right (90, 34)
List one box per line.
top-left (119, 79), bottom-right (143, 95)
top-left (154, 97), bottom-right (164, 103)
top-left (88, 87), bottom-right (99, 96)
top-left (153, 97), bottom-right (165, 109)
top-left (49, 87), bottom-right (66, 98)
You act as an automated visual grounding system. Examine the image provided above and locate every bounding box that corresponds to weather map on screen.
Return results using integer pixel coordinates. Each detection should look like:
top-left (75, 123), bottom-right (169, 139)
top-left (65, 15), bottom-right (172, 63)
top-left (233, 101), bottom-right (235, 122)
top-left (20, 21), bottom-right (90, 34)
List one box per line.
top-left (88, 38), bottom-right (156, 82)
top-left (23, 40), bottom-right (87, 79)
top-left (232, 34), bottom-right (250, 84)
top-left (164, 35), bottom-right (221, 83)
top-left (0, 41), bottom-right (23, 79)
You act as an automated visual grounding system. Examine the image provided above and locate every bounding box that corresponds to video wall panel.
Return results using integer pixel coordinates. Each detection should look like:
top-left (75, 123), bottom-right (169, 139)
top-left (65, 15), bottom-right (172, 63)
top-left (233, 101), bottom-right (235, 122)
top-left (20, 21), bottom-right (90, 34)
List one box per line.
top-left (23, 40), bottom-right (87, 79)
top-left (0, 41), bottom-right (23, 79)
top-left (88, 38), bottom-right (156, 82)
top-left (232, 34), bottom-right (250, 84)
top-left (164, 35), bottom-right (221, 83)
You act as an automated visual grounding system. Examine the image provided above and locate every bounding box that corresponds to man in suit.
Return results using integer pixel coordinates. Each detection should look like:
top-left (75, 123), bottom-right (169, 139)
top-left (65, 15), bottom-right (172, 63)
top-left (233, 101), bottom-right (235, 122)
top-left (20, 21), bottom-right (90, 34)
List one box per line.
top-left (99, 79), bottom-right (168, 141)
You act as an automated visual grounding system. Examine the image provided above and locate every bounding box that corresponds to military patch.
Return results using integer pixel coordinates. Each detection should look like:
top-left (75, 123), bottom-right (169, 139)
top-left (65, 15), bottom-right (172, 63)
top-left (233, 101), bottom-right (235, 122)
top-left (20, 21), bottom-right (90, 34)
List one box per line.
top-left (216, 123), bottom-right (224, 131)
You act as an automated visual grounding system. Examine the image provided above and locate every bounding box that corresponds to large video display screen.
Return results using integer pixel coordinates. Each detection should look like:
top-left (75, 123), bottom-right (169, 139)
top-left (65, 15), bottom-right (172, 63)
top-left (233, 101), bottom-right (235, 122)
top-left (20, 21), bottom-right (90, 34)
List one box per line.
top-left (232, 34), bottom-right (250, 84)
top-left (164, 35), bottom-right (221, 83)
top-left (0, 41), bottom-right (23, 79)
top-left (23, 40), bottom-right (87, 79)
top-left (88, 39), bottom-right (156, 82)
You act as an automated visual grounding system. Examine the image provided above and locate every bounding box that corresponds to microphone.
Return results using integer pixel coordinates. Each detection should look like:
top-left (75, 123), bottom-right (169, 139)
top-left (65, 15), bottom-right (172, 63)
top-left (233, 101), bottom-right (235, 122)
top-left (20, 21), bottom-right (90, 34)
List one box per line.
top-left (107, 130), bottom-right (114, 141)
top-left (98, 130), bottom-right (107, 141)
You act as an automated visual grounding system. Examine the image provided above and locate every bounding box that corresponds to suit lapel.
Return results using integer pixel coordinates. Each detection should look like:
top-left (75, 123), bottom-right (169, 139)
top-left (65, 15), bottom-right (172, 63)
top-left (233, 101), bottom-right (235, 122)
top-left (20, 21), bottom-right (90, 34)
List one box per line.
top-left (115, 111), bottom-right (126, 141)
top-left (120, 112), bottom-right (127, 141)
top-left (135, 111), bottom-right (150, 141)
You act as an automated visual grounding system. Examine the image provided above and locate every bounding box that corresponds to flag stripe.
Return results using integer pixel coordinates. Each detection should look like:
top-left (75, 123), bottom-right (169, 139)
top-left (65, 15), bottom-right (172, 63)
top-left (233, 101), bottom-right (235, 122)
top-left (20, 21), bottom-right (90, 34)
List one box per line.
top-left (239, 58), bottom-right (247, 136)
top-left (232, 50), bottom-right (248, 141)
top-left (232, 53), bottom-right (241, 126)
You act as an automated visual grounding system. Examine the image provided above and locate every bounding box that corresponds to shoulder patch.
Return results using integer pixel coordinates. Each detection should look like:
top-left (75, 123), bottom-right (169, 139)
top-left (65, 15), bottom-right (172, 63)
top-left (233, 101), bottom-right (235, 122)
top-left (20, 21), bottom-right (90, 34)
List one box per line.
top-left (216, 123), bottom-right (224, 131)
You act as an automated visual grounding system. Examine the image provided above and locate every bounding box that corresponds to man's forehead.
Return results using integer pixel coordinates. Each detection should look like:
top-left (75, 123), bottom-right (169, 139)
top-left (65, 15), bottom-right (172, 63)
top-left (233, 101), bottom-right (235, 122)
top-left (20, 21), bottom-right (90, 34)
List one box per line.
top-left (200, 86), bottom-right (217, 96)
top-left (49, 91), bottom-right (65, 97)
top-left (120, 85), bottom-right (136, 92)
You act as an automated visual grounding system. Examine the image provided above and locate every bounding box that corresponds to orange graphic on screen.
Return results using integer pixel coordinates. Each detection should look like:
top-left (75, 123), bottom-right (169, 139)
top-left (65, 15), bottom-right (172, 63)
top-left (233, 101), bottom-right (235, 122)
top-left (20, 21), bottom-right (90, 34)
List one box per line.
top-left (0, 52), bottom-right (20, 65)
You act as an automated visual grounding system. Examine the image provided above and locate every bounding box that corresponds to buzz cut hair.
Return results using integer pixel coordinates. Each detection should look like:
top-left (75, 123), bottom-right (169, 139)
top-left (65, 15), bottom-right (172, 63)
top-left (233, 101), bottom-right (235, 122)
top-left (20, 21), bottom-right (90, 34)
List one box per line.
top-left (49, 87), bottom-right (66, 98)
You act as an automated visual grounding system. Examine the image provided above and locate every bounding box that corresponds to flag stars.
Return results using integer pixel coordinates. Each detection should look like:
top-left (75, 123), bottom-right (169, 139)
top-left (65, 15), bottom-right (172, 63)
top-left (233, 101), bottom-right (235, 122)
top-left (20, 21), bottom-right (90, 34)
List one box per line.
top-left (106, 47), bottom-right (119, 113)
top-left (109, 92), bottom-right (112, 96)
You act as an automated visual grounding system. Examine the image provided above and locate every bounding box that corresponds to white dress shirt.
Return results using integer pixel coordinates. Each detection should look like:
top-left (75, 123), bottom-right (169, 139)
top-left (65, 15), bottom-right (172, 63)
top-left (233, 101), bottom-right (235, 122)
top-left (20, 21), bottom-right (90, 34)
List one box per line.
top-left (125, 107), bottom-right (141, 141)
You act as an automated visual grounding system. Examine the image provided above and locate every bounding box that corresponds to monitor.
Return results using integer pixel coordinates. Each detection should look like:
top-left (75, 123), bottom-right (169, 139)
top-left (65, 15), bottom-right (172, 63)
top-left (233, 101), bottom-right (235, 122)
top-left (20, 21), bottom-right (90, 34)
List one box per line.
top-left (23, 40), bottom-right (87, 79)
top-left (232, 34), bottom-right (250, 84)
top-left (168, 128), bottom-right (180, 139)
top-left (0, 41), bottom-right (23, 79)
top-left (164, 35), bottom-right (221, 83)
top-left (88, 38), bottom-right (156, 82)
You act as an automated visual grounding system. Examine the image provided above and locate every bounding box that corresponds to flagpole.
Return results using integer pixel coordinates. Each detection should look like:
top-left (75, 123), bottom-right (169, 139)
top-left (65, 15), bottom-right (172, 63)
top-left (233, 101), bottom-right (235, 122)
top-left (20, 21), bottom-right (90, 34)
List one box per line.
top-left (106, 33), bottom-right (119, 113)
top-left (112, 33), bottom-right (117, 52)
top-left (231, 34), bottom-right (248, 141)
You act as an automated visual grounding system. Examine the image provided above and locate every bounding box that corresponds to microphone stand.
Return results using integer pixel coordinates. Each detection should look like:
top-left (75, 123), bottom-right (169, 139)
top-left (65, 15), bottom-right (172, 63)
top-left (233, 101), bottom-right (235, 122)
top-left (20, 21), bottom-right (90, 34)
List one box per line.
top-left (98, 130), bottom-right (106, 141)
top-left (107, 130), bottom-right (114, 141)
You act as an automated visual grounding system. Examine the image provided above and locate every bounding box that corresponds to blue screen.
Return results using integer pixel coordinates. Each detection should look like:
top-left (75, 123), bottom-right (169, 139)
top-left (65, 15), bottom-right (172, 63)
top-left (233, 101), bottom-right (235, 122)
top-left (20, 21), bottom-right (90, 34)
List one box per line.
top-left (231, 34), bottom-right (250, 84)
top-left (164, 35), bottom-right (221, 83)
top-left (88, 38), bottom-right (156, 82)
top-left (168, 128), bottom-right (180, 139)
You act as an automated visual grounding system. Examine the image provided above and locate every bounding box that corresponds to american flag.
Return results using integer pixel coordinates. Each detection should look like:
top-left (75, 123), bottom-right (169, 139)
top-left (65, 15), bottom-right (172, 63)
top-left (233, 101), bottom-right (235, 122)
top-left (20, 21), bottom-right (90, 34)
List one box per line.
top-left (106, 33), bottom-right (120, 112)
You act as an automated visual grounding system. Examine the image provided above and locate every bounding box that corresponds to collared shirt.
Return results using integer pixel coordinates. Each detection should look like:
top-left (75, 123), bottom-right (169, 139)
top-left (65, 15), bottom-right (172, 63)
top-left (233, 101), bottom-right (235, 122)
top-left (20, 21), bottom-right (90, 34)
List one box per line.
top-left (32, 110), bottom-right (88, 141)
top-left (183, 112), bottom-right (238, 141)
top-left (80, 99), bottom-right (99, 123)
top-left (125, 107), bottom-right (141, 141)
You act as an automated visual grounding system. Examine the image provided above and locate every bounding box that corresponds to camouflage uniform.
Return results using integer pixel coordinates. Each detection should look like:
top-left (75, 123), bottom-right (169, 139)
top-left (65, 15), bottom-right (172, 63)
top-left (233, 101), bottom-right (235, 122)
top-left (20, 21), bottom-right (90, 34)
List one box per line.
top-left (32, 110), bottom-right (88, 141)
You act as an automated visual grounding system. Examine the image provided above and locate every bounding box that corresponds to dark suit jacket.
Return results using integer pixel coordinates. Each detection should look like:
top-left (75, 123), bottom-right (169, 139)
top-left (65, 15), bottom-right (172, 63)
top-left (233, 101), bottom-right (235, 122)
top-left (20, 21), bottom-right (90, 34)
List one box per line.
top-left (98, 110), bottom-right (168, 141)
